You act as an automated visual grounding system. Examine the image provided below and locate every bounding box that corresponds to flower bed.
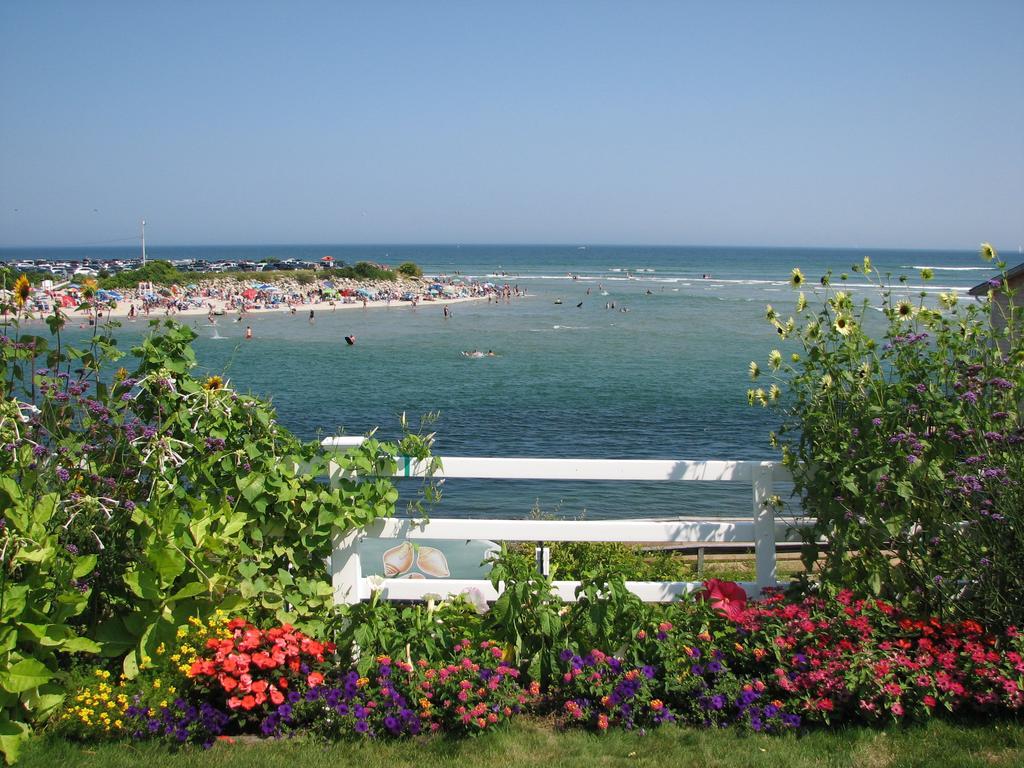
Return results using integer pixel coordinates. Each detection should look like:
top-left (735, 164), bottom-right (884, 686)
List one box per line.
top-left (52, 583), bottom-right (1024, 750)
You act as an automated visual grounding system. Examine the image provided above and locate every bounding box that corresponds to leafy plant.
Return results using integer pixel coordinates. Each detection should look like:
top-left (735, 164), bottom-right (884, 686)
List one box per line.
top-left (751, 247), bottom-right (1023, 626)
top-left (0, 306), bottom-right (430, 762)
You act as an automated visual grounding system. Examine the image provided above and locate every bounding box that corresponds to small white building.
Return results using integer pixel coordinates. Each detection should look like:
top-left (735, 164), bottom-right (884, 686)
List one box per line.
top-left (969, 262), bottom-right (1024, 339)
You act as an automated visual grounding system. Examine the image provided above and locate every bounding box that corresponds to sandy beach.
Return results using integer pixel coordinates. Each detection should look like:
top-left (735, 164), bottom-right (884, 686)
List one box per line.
top-left (12, 272), bottom-right (524, 325)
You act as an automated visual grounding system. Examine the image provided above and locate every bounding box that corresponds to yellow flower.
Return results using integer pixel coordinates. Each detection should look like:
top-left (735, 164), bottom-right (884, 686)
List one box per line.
top-left (896, 300), bottom-right (915, 320)
top-left (13, 274), bottom-right (32, 307)
top-left (765, 304), bottom-right (777, 323)
top-left (834, 315), bottom-right (854, 336)
top-left (769, 384), bottom-right (781, 402)
top-left (152, 678), bottom-right (161, 689)
top-left (81, 278), bottom-right (98, 301)
top-left (980, 242), bottom-right (997, 261)
top-left (796, 292), bottom-right (807, 313)
top-left (754, 388), bottom-right (767, 407)
top-left (789, 268), bottom-right (805, 288)
top-left (820, 373), bottom-right (834, 390)
top-left (863, 256), bottom-right (872, 274)
top-left (768, 350), bottom-right (782, 371)
top-left (202, 375), bottom-right (224, 391)
top-left (748, 361), bottom-right (760, 380)
top-left (938, 292), bottom-right (958, 310)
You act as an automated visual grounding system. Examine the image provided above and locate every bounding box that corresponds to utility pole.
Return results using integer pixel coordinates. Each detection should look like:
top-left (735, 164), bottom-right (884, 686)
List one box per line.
top-left (141, 219), bottom-right (147, 266)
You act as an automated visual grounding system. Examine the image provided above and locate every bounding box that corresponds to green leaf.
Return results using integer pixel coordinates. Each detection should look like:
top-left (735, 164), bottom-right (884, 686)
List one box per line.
top-left (95, 618), bottom-right (136, 658)
top-left (0, 586), bottom-right (27, 622)
top-left (72, 554), bottom-right (98, 579)
top-left (124, 569), bottom-right (161, 600)
top-left (1, 658), bottom-right (53, 693)
top-left (167, 581), bottom-right (208, 603)
top-left (237, 473), bottom-right (266, 504)
top-left (60, 637), bottom-right (102, 653)
top-left (0, 718), bottom-right (30, 766)
top-left (149, 546), bottom-right (187, 586)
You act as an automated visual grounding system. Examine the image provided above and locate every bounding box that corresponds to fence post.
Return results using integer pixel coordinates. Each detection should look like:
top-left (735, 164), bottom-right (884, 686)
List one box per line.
top-left (332, 528), bottom-right (362, 605)
top-left (752, 463), bottom-right (777, 595)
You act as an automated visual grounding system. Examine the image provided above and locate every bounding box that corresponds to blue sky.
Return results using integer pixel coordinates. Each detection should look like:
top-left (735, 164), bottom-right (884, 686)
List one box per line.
top-left (1, 1), bottom-right (1021, 249)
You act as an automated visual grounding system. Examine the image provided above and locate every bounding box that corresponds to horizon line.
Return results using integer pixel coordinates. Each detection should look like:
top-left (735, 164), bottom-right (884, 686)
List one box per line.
top-left (0, 241), bottom-right (999, 255)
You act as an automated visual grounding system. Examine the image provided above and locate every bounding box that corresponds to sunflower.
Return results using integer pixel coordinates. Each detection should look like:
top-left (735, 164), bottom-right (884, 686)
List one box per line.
top-left (938, 292), bottom-right (958, 310)
top-left (896, 300), bottom-right (915, 320)
top-left (768, 383), bottom-right (781, 401)
top-left (768, 349), bottom-right (782, 370)
top-left (764, 304), bottom-right (777, 323)
top-left (202, 375), bottom-right (224, 391)
top-left (789, 268), bottom-right (805, 288)
top-left (834, 314), bottom-right (854, 336)
top-left (81, 278), bottom-right (98, 301)
top-left (829, 291), bottom-right (850, 312)
top-left (920, 267), bottom-right (934, 281)
top-left (980, 242), bottom-right (997, 262)
top-left (796, 292), bottom-right (807, 313)
top-left (748, 361), bottom-right (761, 380)
top-left (13, 274), bottom-right (32, 307)
top-left (863, 256), bottom-right (872, 274)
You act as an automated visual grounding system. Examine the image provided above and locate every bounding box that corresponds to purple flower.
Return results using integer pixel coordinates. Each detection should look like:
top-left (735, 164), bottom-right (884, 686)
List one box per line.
top-left (56, 467), bottom-right (70, 482)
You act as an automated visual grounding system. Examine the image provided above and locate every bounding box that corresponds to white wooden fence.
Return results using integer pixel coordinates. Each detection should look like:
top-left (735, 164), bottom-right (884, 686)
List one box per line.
top-left (322, 437), bottom-right (811, 605)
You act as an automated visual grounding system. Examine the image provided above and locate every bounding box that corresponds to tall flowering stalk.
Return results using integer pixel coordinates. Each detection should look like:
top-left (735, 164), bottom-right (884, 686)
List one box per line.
top-left (752, 247), bottom-right (1023, 626)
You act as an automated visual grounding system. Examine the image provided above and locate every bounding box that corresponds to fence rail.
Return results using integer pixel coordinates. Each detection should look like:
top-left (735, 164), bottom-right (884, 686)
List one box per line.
top-left (321, 437), bottom-right (810, 606)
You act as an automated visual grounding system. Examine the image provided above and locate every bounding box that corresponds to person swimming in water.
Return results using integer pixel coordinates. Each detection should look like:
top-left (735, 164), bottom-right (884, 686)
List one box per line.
top-left (245, 325), bottom-right (253, 340)
top-left (344, 335), bottom-right (356, 345)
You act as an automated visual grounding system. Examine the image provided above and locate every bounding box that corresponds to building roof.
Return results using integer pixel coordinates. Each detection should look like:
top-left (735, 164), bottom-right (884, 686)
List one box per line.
top-left (968, 261), bottom-right (1024, 296)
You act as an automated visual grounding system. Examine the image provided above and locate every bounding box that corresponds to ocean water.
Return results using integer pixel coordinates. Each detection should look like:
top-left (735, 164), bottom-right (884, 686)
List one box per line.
top-left (5, 244), bottom-right (999, 520)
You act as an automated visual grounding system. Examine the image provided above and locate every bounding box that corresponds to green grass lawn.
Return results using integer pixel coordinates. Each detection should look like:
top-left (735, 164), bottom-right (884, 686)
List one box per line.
top-left (19, 718), bottom-right (1024, 768)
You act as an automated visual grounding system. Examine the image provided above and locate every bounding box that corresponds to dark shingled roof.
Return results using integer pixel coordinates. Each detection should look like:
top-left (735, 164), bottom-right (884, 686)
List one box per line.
top-left (969, 261), bottom-right (1024, 296)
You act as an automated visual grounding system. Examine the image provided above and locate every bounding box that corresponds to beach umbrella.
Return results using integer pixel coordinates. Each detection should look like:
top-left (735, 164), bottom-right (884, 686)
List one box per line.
top-left (322, 281), bottom-right (336, 289)
top-left (108, 290), bottom-right (123, 300)
top-left (242, 288), bottom-right (258, 300)
top-left (355, 288), bottom-right (374, 298)
top-left (320, 256), bottom-right (334, 264)
top-left (60, 295), bottom-right (76, 307)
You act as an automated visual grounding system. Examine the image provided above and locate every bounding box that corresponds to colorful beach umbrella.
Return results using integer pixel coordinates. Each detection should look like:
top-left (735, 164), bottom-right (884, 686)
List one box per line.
top-left (242, 288), bottom-right (258, 300)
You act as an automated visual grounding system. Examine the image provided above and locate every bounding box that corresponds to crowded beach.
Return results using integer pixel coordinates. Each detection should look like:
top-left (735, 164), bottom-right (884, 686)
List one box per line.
top-left (2, 268), bottom-right (526, 324)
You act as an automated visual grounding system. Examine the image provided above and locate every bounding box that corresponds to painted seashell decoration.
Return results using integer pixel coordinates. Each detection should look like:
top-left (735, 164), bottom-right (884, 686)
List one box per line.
top-left (416, 546), bottom-right (450, 578)
top-left (406, 572), bottom-right (425, 579)
top-left (382, 542), bottom-right (414, 576)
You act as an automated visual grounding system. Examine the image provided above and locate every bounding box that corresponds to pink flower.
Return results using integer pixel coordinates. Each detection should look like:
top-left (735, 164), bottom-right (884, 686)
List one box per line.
top-left (698, 579), bottom-right (748, 621)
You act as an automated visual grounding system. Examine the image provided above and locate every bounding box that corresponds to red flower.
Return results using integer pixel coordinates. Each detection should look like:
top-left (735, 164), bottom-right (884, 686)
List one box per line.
top-left (698, 579), bottom-right (748, 621)
top-left (307, 671), bottom-right (324, 688)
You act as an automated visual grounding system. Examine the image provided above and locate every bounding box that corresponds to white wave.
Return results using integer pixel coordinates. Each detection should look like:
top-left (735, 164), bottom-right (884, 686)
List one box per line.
top-left (907, 265), bottom-right (989, 272)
